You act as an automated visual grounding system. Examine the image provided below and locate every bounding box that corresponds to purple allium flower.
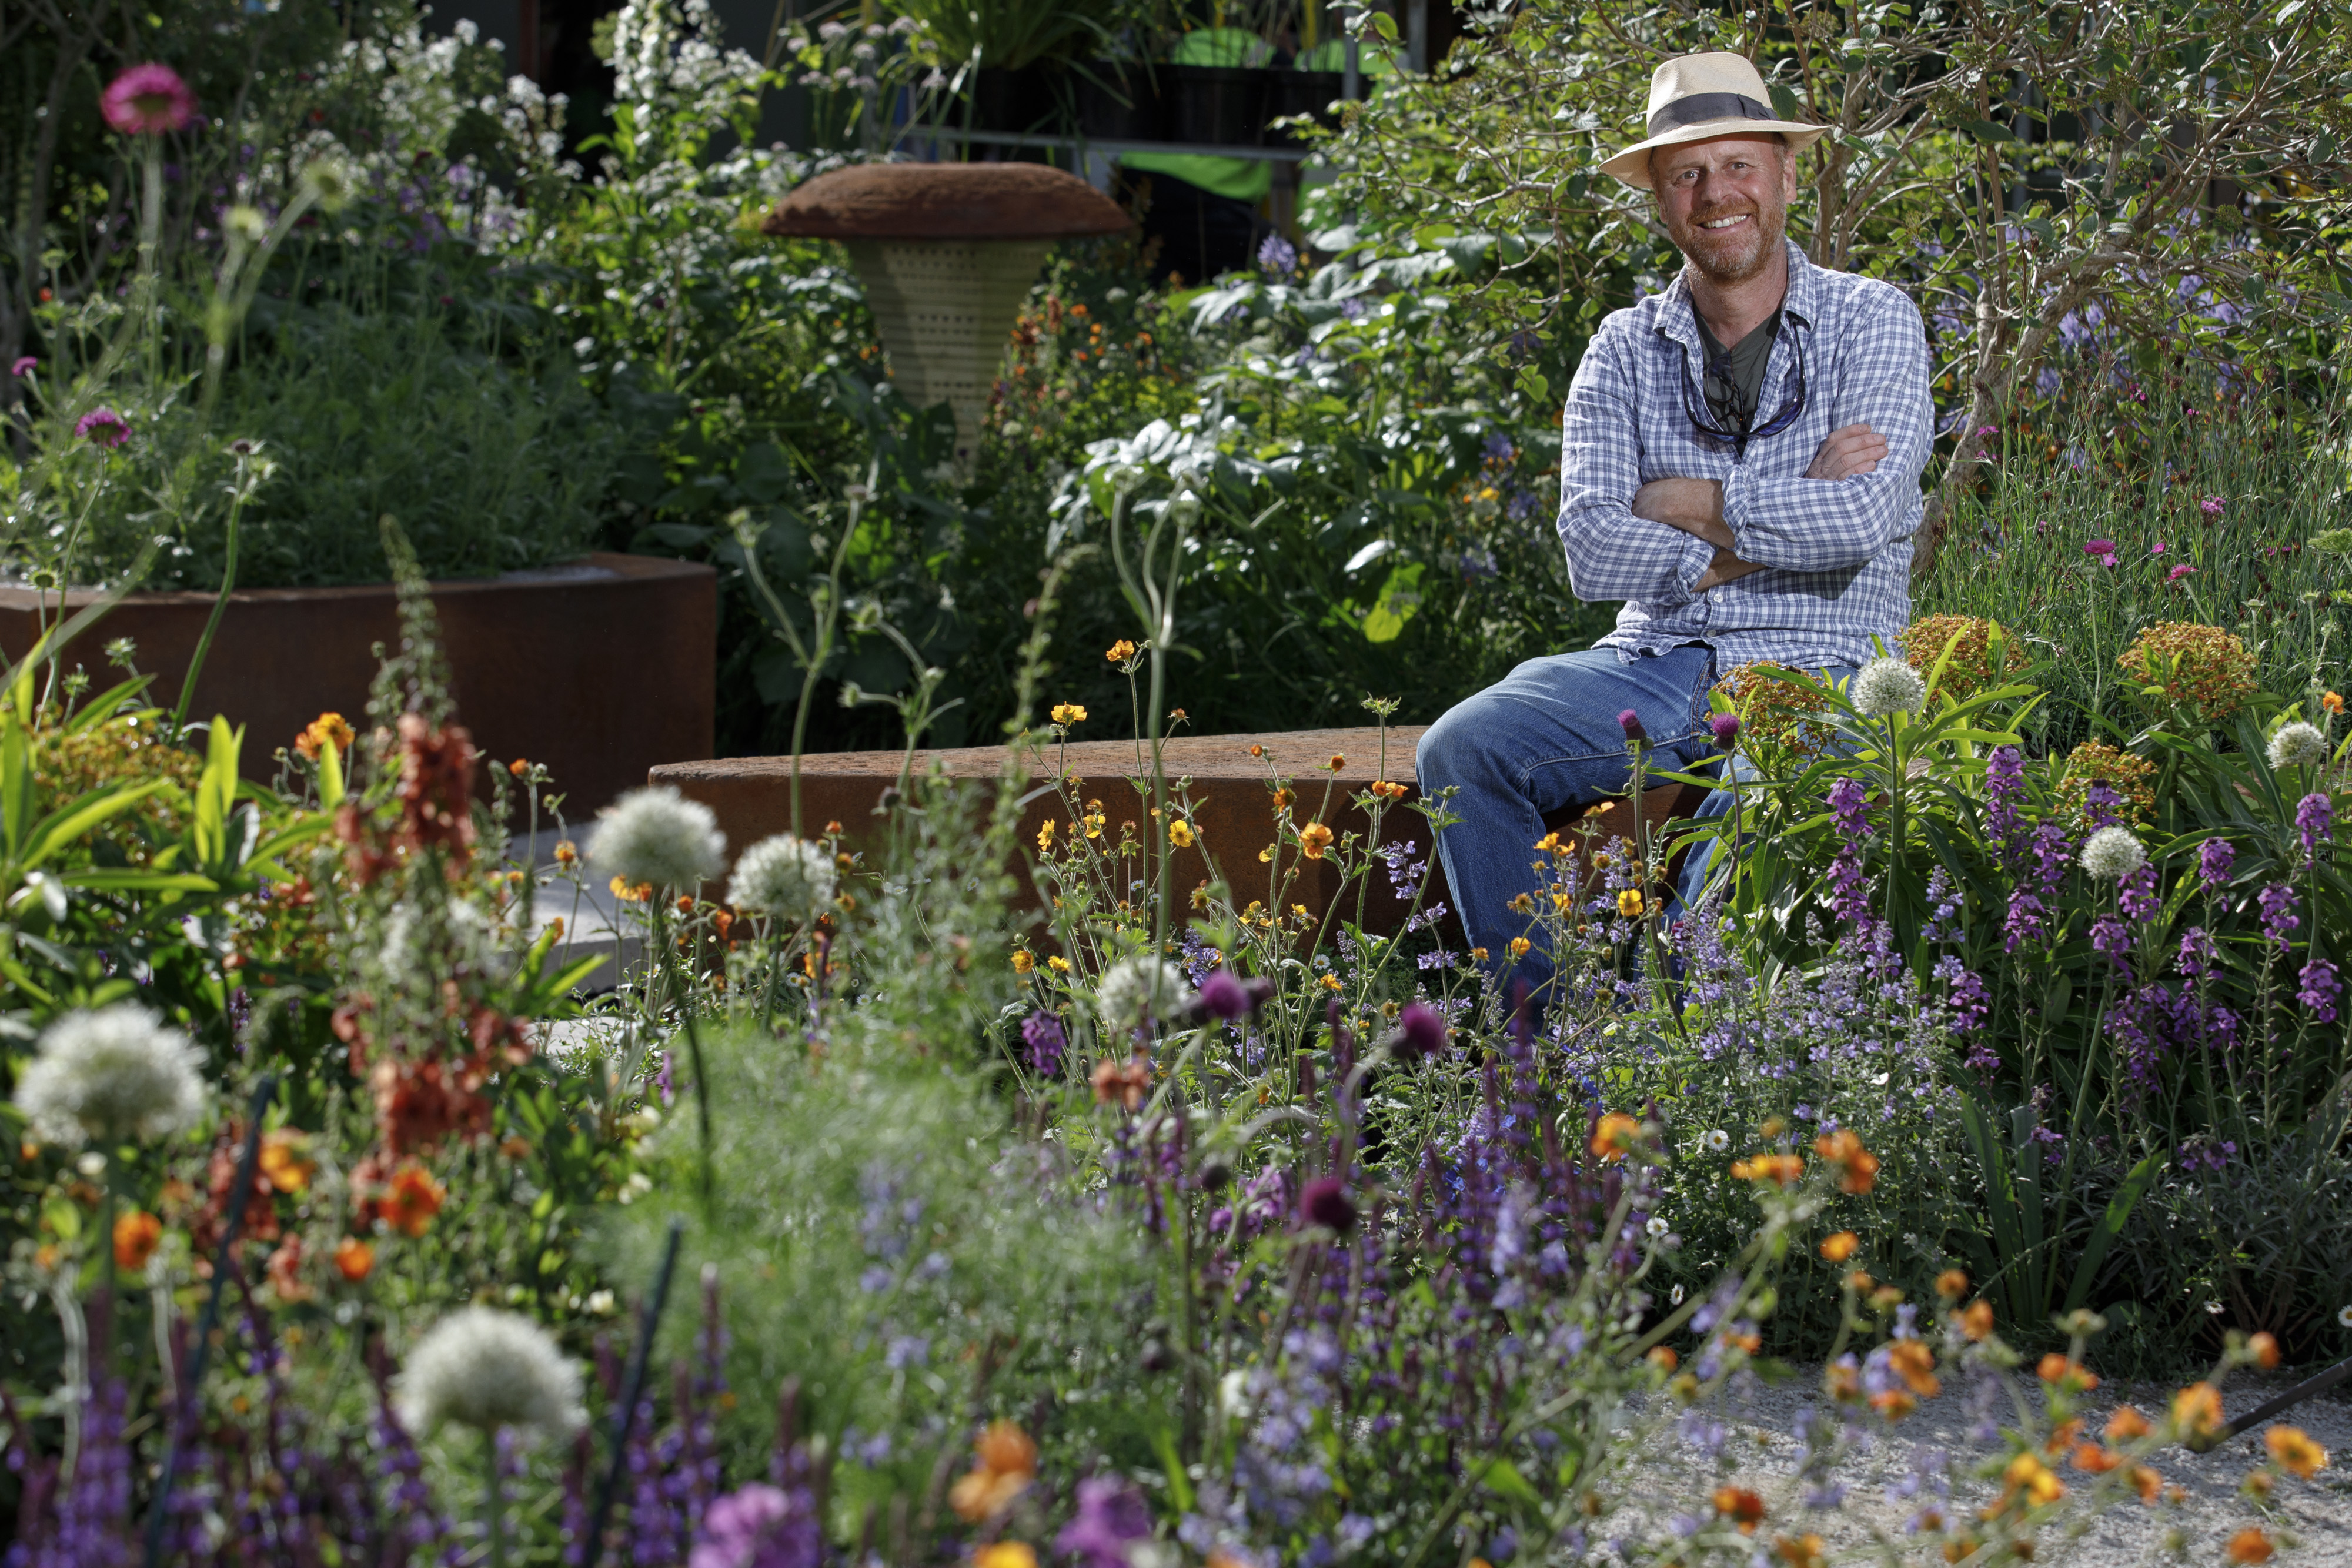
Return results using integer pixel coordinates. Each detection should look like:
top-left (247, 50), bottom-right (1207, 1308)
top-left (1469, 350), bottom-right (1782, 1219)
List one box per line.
top-left (2198, 837), bottom-right (2236, 894)
top-left (101, 63), bottom-right (198, 135)
top-left (1618, 708), bottom-right (1649, 745)
top-left (1390, 1001), bottom-right (1447, 1060)
top-left (689, 1482), bottom-right (823, 1568)
top-left (1709, 712), bottom-right (1740, 750)
top-left (1055, 1477), bottom-right (1154, 1568)
top-left (75, 407), bottom-right (131, 447)
top-left (1300, 1175), bottom-right (1357, 1234)
top-left (1195, 969), bottom-right (1252, 1021)
top-left (8, 356), bottom-right (33, 377)
top-left (1257, 233), bottom-right (1298, 275)
top-left (2300, 959), bottom-right (2342, 1024)
top-left (2084, 538), bottom-right (2118, 567)
top-left (2296, 791), bottom-right (2333, 862)
top-left (1020, 1011), bottom-right (1065, 1076)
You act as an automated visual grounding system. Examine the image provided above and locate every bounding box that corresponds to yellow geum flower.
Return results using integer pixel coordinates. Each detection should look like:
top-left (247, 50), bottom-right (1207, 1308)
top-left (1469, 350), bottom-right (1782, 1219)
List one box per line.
top-left (1105, 640), bottom-right (1137, 663)
top-left (1010, 951), bottom-right (1035, 974)
top-left (1618, 888), bottom-right (1645, 918)
top-left (1036, 819), bottom-right (1057, 851)
top-left (1050, 703), bottom-right (1087, 726)
top-left (1045, 955), bottom-right (1071, 974)
top-left (1168, 819), bottom-right (1195, 848)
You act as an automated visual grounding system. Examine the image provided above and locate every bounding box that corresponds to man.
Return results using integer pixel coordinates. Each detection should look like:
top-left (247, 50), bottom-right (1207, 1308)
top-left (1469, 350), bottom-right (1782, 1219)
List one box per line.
top-left (1416, 51), bottom-right (1932, 998)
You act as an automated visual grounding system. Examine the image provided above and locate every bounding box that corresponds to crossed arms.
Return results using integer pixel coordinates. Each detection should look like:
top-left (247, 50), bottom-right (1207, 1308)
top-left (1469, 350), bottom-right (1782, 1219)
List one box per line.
top-left (1555, 289), bottom-right (1934, 606)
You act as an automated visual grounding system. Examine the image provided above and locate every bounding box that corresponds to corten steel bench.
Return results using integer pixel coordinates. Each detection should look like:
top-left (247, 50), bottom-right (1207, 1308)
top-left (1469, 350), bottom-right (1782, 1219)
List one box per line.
top-left (648, 728), bottom-right (1703, 937)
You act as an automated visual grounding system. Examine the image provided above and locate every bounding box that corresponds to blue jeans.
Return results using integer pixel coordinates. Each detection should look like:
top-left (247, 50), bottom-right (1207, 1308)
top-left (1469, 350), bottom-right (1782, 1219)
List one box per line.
top-left (1415, 644), bottom-right (1850, 1001)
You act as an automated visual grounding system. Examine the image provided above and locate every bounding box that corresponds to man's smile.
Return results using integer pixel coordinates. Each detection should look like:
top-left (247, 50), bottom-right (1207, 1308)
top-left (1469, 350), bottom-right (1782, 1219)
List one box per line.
top-left (1698, 213), bottom-right (1753, 231)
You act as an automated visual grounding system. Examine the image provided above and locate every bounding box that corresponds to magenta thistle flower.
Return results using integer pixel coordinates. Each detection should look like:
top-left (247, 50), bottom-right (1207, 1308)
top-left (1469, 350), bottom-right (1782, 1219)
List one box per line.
top-left (1709, 712), bottom-right (1740, 750)
top-left (1618, 708), bottom-right (1649, 745)
top-left (1389, 1001), bottom-right (1447, 1060)
top-left (74, 407), bottom-right (130, 448)
top-left (8, 356), bottom-right (33, 377)
top-left (100, 64), bottom-right (197, 136)
top-left (2083, 539), bottom-right (2118, 567)
top-left (1193, 969), bottom-right (1252, 1022)
top-left (1300, 1175), bottom-right (1358, 1233)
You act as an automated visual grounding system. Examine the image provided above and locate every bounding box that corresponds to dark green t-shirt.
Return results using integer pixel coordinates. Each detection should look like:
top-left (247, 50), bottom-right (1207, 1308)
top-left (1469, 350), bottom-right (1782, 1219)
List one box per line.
top-left (1695, 307), bottom-right (1782, 433)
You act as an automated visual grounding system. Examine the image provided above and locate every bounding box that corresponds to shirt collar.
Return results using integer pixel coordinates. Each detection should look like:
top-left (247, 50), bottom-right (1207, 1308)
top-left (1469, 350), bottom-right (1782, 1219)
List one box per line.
top-left (1653, 238), bottom-right (1816, 347)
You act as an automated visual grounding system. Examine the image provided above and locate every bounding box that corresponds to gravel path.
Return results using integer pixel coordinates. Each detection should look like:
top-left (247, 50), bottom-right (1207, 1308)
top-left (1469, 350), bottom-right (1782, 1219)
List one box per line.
top-left (1622, 1366), bottom-right (2352, 1564)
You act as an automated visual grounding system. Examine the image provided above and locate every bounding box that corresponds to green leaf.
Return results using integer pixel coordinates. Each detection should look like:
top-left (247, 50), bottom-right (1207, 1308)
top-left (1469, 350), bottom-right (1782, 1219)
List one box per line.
top-left (1962, 119), bottom-right (2016, 145)
top-left (1765, 82), bottom-right (1805, 121)
top-left (1360, 562), bottom-right (1425, 644)
top-left (1478, 1457), bottom-right (1545, 1509)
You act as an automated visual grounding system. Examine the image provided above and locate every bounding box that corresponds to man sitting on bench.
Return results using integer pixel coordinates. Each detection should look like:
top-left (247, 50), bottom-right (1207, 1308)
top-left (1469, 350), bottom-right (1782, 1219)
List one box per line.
top-left (1415, 51), bottom-right (1934, 1001)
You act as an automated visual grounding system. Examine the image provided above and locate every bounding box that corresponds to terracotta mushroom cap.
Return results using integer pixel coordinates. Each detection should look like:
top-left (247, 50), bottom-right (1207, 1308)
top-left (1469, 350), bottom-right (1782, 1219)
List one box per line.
top-left (761, 162), bottom-right (1130, 242)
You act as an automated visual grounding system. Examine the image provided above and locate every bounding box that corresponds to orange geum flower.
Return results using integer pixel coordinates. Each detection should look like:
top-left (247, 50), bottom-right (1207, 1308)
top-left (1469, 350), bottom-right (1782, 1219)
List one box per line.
top-left (2128, 1465), bottom-right (2161, 1503)
top-left (1819, 1231), bottom-right (1859, 1263)
top-left (1813, 1128), bottom-right (1880, 1194)
top-left (974, 1545), bottom-right (1038, 1568)
top-left (1050, 703), bottom-right (1087, 727)
top-left (1327, 753), bottom-right (1346, 771)
top-left (1646, 1346), bottom-right (1678, 1372)
top-left (2171, 1382), bottom-right (2224, 1440)
top-left (2001, 1450), bottom-right (2066, 1507)
top-left (334, 1236), bottom-right (375, 1281)
top-left (383, 1162), bottom-right (447, 1238)
top-left (2070, 1443), bottom-right (2121, 1473)
top-left (295, 711), bottom-right (356, 761)
top-left (2226, 1527), bottom-right (2275, 1564)
top-left (2037, 1354), bottom-right (2099, 1391)
top-left (1590, 1112), bottom-right (1641, 1161)
top-left (1742, 1153), bottom-right (1806, 1186)
top-left (1959, 1300), bottom-right (1994, 1341)
top-left (1508, 938), bottom-right (1531, 958)
top-left (2323, 690), bottom-right (2343, 716)
top-left (1870, 1389), bottom-right (1917, 1421)
top-left (2265, 1425), bottom-right (2327, 1479)
top-left (2105, 1406), bottom-right (2152, 1442)
top-left (1167, 820), bottom-right (1195, 848)
top-left (1369, 780), bottom-right (1408, 802)
top-left (1712, 1486), bottom-right (1767, 1533)
top-left (1299, 823), bottom-right (1334, 860)
top-left (113, 1209), bottom-right (163, 1271)
top-left (1826, 1362), bottom-right (1862, 1402)
top-left (1105, 640), bottom-right (1137, 663)
top-left (258, 1128), bottom-right (315, 1195)
top-left (1889, 1339), bottom-right (1940, 1398)
top-left (950, 1420), bottom-right (1038, 1522)
top-left (1773, 1533), bottom-right (1825, 1568)
top-left (2247, 1331), bottom-right (2281, 1369)
top-left (1935, 1268), bottom-right (1969, 1300)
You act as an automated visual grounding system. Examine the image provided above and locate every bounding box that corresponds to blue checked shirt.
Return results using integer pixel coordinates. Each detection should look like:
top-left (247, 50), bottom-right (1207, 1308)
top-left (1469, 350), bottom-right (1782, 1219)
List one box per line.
top-left (1557, 239), bottom-right (1932, 671)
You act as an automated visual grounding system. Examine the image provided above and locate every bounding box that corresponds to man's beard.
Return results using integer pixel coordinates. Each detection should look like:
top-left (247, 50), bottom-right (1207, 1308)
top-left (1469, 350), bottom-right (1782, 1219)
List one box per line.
top-left (1676, 203), bottom-right (1785, 286)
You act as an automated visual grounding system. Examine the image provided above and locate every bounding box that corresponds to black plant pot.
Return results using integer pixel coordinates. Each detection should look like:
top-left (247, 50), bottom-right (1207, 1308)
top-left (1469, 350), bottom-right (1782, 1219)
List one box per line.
top-left (1164, 65), bottom-right (1269, 146)
top-left (1075, 62), bottom-right (1164, 139)
top-left (1263, 70), bottom-right (1345, 143)
top-left (968, 63), bottom-right (1064, 135)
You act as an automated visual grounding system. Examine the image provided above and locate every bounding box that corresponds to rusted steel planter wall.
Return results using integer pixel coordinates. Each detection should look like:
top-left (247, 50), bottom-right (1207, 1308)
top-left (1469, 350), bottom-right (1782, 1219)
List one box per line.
top-left (0, 553), bottom-right (715, 813)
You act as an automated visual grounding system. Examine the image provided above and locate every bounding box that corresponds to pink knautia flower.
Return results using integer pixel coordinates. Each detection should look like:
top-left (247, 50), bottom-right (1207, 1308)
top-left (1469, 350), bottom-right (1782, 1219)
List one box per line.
top-left (1974, 424), bottom-right (1999, 438)
top-left (100, 64), bottom-right (197, 136)
top-left (2084, 539), bottom-right (2118, 566)
top-left (2200, 494), bottom-right (2225, 517)
top-left (74, 407), bottom-right (130, 448)
top-left (8, 357), bottom-right (32, 377)
top-left (2167, 564), bottom-right (2196, 583)
top-left (2150, 541), bottom-right (2166, 556)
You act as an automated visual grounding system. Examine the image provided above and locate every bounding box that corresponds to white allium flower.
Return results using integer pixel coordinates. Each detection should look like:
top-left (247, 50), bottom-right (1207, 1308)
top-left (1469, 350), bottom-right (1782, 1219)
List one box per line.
top-left (727, 833), bottom-right (836, 915)
top-left (395, 1307), bottom-right (585, 1443)
top-left (1703, 1129), bottom-right (1730, 1154)
top-left (2079, 825), bottom-right (2147, 881)
top-left (2267, 721), bottom-right (2330, 771)
top-left (1851, 656), bottom-right (1927, 718)
top-left (1097, 957), bottom-right (1187, 1032)
top-left (589, 786), bottom-right (726, 890)
top-left (13, 1005), bottom-right (205, 1147)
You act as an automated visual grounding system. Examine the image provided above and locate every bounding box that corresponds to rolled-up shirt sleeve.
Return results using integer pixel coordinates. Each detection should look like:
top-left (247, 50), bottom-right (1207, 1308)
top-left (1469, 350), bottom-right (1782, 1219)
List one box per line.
top-left (1556, 325), bottom-right (1713, 606)
top-left (1718, 286), bottom-right (1933, 573)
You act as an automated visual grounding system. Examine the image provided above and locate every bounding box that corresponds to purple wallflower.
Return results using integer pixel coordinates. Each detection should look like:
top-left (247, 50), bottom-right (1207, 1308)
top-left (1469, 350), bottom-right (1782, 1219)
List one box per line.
top-left (1056, 1477), bottom-right (1154, 1568)
top-left (1826, 775), bottom-right (1873, 925)
top-left (2259, 882), bottom-right (2301, 953)
top-left (2300, 959), bottom-right (2342, 1023)
top-left (1983, 745), bottom-right (2027, 870)
top-left (2198, 837), bottom-right (2236, 894)
top-left (2117, 862), bottom-right (2161, 922)
top-left (2296, 791), bottom-right (2334, 862)
top-left (1021, 1011), bottom-right (1065, 1076)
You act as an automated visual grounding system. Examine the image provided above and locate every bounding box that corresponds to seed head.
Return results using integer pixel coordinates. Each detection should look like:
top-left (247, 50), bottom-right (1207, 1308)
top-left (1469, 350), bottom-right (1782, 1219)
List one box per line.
top-left (2268, 721), bottom-right (2330, 771)
top-left (589, 786), bottom-right (726, 890)
top-left (13, 1005), bottom-right (206, 1147)
top-left (1097, 957), bottom-right (1186, 1033)
top-left (2079, 825), bottom-right (2147, 881)
top-left (1852, 656), bottom-right (1926, 718)
top-left (395, 1306), bottom-right (585, 1442)
top-left (726, 833), bottom-right (835, 915)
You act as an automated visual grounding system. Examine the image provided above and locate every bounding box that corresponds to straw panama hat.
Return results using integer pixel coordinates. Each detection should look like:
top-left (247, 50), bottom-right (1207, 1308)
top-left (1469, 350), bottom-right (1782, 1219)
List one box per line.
top-left (1601, 52), bottom-right (1826, 190)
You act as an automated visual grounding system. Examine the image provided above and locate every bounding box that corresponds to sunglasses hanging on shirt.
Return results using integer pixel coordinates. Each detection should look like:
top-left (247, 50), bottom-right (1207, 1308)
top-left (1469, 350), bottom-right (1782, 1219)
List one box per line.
top-left (1675, 313), bottom-right (1810, 459)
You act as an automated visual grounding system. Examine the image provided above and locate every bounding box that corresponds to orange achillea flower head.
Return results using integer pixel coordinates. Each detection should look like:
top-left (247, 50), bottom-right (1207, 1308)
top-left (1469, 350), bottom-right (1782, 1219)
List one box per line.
top-left (2116, 621), bottom-right (2257, 725)
top-left (2171, 1381), bottom-right (2224, 1440)
top-left (2226, 1527), bottom-right (2275, 1564)
top-left (1299, 822), bottom-right (1334, 860)
top-left (295, 711), bottom-right (356, 761)
top-left (2037, 1354), bottom-right (2099, 1391)
top-left (1820, 1231), bottom-right (1859, 1262)
top-left (1105, 640), bottom-right (1137, 663)
top-left (258, 1128), bottom-right (315, 1195)
top-left (113, 1209), bottom-right (163, 1270)
top-left (1714, 661), bottom-right (1836, 757)
top-left (1902, 613), bottom-right (2017, 703)
top-left (1589, 1112), bottom-right (1641, 1161)
top-left (2105, 1406), bottom-right (2152, 1442)
top-left (1935, 1268), bottom-right (1970, 1300)
top-left (2000, 1450), bottom-right (2066, 1507)
top-left (383, 1162), bottom-right (447, 1238)
top-left (2265, 1425), bottom-right (2327, 1478)
top-left (950, 1420), bottom-right (1038, 1522)
top-left (2057, 740), bottom-right (2159, 827)
top-left (1712, 1486), bottom-right (1766, 1533)
top-left (334, 1236), bottom-right (375, 1281)
top-left (1959, 1300), bottom-right (1995, 1340)
top-left (1813, 1129), bottom-right (1879, 1194)
top-left (1888, 1339), bottom-right (1940, 1398)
